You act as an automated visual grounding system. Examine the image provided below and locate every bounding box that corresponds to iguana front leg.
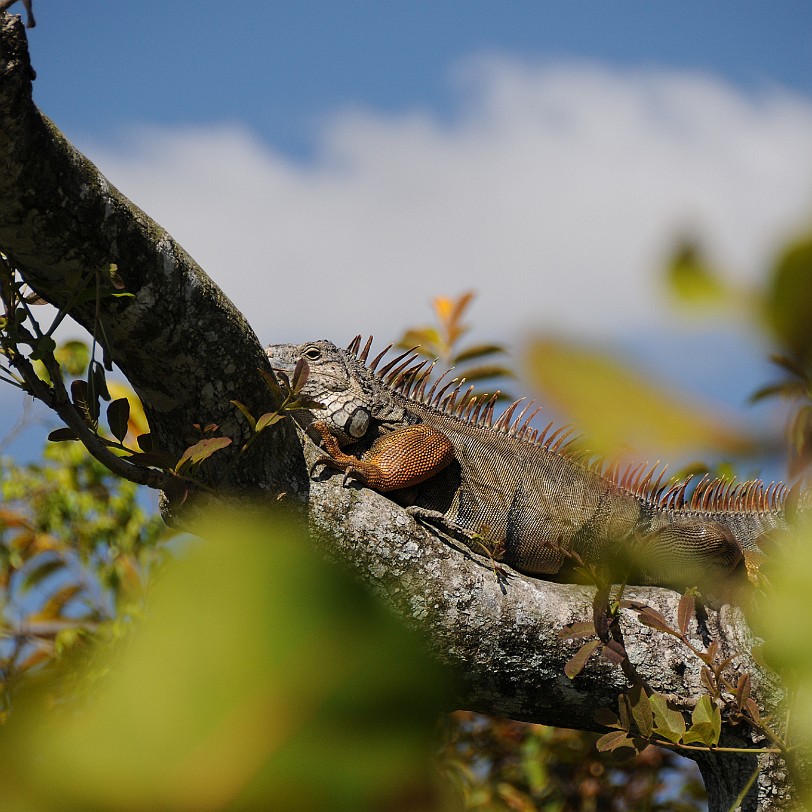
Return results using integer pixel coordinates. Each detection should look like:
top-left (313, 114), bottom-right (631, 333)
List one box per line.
top-left (309, 420), bottom-right (455, 492)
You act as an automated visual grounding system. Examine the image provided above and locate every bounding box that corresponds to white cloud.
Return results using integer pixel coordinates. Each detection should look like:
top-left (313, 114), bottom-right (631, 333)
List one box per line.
top-left (80, 56), bottom-right (812, 347)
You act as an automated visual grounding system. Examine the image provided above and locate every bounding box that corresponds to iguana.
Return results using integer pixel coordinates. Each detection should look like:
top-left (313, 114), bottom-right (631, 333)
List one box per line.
top-left (266, 337), bottom-right (800, 589)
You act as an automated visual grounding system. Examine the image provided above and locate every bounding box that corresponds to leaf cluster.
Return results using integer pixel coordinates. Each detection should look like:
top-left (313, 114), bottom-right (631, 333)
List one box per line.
top-left (397, 291), bottom-right (513, 398)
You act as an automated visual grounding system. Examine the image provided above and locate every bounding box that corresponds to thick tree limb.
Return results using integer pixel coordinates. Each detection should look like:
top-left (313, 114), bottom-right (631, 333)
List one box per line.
top-left (0, 13), bottom-right (801, 810)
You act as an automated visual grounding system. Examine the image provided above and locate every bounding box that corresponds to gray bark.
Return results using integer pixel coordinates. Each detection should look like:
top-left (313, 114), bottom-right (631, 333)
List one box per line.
top-left (0, 12), bottom-right (802, 811)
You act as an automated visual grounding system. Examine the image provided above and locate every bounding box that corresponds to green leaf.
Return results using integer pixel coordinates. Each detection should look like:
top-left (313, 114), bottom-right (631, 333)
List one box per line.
top-left (683, 695), bottom-right (721, 747)
top-left (666, 239), bottom-right (726, 306)
top-left (255, 412), bottom-right (284, 433)
top-left (231, 400), bottom-right (256, 432)
top-left (628, 685), bottom-right (653, 738)
top-left (765, 232), bottom-right (812, 362)
top-left (29, 335), bottom-right (57, 362)
top-left (48, 428), bottom-right (79, 443)
top-left (71, 379), bottom-right (99, 427)
top-left (287, 398), bottom-right (324, 411)
top-left (89, 361), bottom-right (110, 402)
top-left (649, 693), bottom-right (686, 744)
top-left (595, 730), bottom-right (633, 753)
top-left (174, 437), bottom-right (233, 473)
top-left (564, 639), bottom-right (600, 679)
top-left (107, 398), bottom-right (131, 443)
top-left (259, 368), bottom-right (285, 402)
top-left (525, 337), bottom-right (754, 459)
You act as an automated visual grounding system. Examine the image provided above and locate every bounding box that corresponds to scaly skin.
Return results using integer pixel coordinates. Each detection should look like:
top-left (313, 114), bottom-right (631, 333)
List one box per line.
top-left (267, 339), bottom-right (793, 589)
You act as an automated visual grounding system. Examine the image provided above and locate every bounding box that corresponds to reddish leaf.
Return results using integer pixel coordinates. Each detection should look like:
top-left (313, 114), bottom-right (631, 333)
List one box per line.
top-left (174, 437), bottom-right (232, 472)
top-left (600, 639), bottom-right (627, 665)
top-left (736, 673), bottom-right (751, 710)
top-left (637, 607), bottom-right (675, 635)
top-left (678, 592), bottom-right (695, 637)
top-left (558, 621), bottom-right (597, 641)
top-left (291, 358), bottom-right (309, 394)
top-left (745, 698), bottom-right (762, 725)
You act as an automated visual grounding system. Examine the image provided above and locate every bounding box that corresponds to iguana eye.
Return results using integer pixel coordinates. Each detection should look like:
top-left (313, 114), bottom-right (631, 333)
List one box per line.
top-left (303, 346), bottom-right (322, 361)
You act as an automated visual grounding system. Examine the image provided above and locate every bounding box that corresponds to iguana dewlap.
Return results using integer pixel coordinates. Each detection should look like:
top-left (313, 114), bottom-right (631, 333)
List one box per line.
top-left (266, 338), bottom-right (795, 589)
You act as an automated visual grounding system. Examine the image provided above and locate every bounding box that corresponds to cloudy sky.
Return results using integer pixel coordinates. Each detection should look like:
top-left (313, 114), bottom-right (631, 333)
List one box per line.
top-left (3, 1), bottom-right (812, 453)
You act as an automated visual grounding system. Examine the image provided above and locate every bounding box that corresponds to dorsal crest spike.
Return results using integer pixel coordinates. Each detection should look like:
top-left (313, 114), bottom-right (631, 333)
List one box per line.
top-left (483, 392), bottom-right (500, 426)
top-left (517, 407), bottom-right (543, 439)
top-left (384, 352), bottom-right (421, 386)
top-left (358, 335), bottom-right (374, 363)
top-left (369, 344), bottom-right (394, 373)
top-left (433, 377), bottom-right (460, 409)
top-left (537, 420), bottom-right (556, 446)
top-left (510, 400), bottom-right (536, 435)
top-left (441, 379), bottom-right (467, 412)
top-left (493, 398), bottom-right (524, 432)
top-left (347, 335), bottom-right (362, 354)
top-left (415, 362), bottom-right (436, 400)
top-left (395, 359), bottom-right (429, 396)
top-left (424, 368), bottom-right (453, 405)
top-left (455, 385), bottom-right (476, 417)
top-left (550, 426), bottom-right (578, 453)
top-left (378, 347), bottom-right (419, 379)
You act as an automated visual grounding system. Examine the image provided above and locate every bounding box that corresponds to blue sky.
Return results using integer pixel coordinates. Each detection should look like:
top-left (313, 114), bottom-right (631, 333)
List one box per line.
top-left (28, 2), bottom-right (812, 157)
top-left (3, 1), bottom-right (812, 462)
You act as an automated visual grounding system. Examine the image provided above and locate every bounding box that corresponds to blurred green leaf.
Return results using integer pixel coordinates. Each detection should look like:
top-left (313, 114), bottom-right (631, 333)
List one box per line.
top-left (54, 340), bottom-right (90, 377)
top-left (525, 337), bottom-right (754, 459)
top-left (666, 239), bottom-right (726, 307)
top-left (765, 233), bottom-right (812, 364)
top-left (0, 513), bottom-right (449, 811)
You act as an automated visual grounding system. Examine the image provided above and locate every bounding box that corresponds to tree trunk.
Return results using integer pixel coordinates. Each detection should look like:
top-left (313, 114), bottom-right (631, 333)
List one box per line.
top-left (0, 12), bottom-right (803, 810)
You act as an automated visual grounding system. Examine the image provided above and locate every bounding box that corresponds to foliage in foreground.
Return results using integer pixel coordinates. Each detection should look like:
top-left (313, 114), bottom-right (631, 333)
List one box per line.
top-left (0, 512), bottom-right (452, 811)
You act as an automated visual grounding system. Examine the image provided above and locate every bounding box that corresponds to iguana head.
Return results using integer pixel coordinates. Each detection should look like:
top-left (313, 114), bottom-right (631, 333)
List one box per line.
top-left (265, 339), bottom-right (409, 445)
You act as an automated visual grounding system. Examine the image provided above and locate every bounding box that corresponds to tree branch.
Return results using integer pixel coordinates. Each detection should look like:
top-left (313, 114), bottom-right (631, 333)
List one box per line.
top-left (0, 13), bottom-right (801, 810)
